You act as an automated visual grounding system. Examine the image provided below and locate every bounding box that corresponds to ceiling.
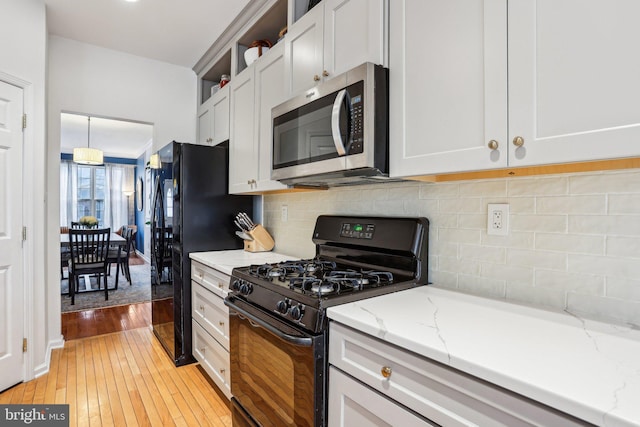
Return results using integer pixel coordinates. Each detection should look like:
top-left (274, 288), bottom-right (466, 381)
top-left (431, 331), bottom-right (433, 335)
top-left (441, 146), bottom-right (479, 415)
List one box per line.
top-left (60, 113), bottom-right (153, 160)
top-left (46, 0), bottom-right (251, 159)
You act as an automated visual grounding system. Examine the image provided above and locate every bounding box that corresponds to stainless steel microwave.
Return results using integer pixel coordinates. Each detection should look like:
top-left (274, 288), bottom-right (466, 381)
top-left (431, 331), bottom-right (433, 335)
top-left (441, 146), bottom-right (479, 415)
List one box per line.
top-left (271, 62), bottom-right (389, 187)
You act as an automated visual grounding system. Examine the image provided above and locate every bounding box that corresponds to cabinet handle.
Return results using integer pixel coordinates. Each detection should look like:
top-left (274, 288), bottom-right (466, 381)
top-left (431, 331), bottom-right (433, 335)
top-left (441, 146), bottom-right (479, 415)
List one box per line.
top-left (220, 368), bottom-right (226, 374)
top-left (322, 70), bottom-right (329, 77)
top-left (219, 321), bottom-right (224, 326)
top-left (381, 366), bottom-right (392, 379)
top-left (313, 74), bottom-right (321, 82)
top-left (218, 283), bottom-right (223, 288)
top-left (206, 137), bottom-right (213, 143)
top-left (513, 136), bottom-right (525, 147)
top-left (200, 347), bottom-right (206, 353)
top-left (487, 140), bottom-right (499, 150)
top-left (200, 305), bottom-right (205, 311)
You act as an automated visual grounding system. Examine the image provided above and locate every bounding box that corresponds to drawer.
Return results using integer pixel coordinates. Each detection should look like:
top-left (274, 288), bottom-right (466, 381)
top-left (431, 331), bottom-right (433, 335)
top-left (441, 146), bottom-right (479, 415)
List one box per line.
top-left (329, 322), bottom-right (589, 427)
top-left (192, 281), bottom-right (229, 350)
top-left (191, 260), bottom-right (230, 298)
top-left (193, 320), bottom-right (231, 399)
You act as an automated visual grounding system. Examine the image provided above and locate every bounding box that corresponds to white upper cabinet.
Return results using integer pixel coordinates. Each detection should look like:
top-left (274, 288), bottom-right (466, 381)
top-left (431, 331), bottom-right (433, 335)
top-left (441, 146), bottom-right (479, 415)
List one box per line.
top-left (197, 85), bottom-right (230, 146)
top-left (391, 0), bottom-right (640, 178)
top-left (389, 0), bottom-right (508, 177)
top-left (507, 0), bottom-right (640, 167)
top-left (286, 0), bottom-right (387, 95)
top-left (229, 43), bottom-right (288, 194)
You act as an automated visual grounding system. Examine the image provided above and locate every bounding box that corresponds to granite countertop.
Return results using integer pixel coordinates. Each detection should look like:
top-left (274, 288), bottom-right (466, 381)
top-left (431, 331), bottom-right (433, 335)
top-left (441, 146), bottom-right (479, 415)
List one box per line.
top-left (189, 249), bottom-right (296, 275)
top-left (327, 286), bottom-right (640, 427)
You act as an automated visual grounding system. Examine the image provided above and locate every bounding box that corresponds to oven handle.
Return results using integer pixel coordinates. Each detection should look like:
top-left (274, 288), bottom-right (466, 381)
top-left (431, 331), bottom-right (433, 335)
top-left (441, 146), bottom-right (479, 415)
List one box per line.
top-left (226, 298), bottom-right (314, 347)
top-left (331, 88), bottom-right (348, 156)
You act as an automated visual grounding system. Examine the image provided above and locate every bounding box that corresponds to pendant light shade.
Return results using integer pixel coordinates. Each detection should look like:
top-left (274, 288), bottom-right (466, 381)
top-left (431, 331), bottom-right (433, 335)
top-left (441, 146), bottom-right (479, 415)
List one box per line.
top-left (73, 116), bottom-right (104, 165)
top-left (149, 153), bottom-right (161, 169)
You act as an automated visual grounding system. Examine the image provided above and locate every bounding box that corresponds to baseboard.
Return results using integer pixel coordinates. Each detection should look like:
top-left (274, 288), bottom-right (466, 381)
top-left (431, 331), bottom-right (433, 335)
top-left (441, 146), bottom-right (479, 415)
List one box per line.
top-left (33, 335), bottom-right (65, 378)
top-left (136, 250), bottom-right (150, 263)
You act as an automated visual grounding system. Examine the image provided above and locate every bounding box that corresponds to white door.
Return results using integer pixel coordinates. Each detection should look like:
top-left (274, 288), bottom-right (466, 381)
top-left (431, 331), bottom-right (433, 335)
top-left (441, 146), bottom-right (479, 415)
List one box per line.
top-left (508, 0), bottom-right (640, 166)
top-left (0, 80), bottom-right (24, 391)
top-left (285, 3), bottom-right (325, 95)
top-left (388, 0), bottom-right (508, 178)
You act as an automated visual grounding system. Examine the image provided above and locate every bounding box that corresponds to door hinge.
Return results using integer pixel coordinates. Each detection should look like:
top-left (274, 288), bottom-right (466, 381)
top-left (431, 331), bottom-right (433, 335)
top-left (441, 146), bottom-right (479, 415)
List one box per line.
top-left (23, 338), bottom-right (27, 353)
top-left (22, 114), bottom-right (27, 130)
top-left (22, 226), bottom-right (27, 241)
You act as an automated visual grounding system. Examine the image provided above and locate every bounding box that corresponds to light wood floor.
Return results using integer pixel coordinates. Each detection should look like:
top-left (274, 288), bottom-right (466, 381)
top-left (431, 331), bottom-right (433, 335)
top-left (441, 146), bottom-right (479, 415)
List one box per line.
top-left (0, 327), bottom-right (232, 427)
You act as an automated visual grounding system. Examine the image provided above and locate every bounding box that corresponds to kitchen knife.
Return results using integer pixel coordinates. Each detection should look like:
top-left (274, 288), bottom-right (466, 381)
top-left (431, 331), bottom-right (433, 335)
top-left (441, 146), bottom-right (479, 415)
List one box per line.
top-left (235, 230), bottom-right (253, 241)
top-left (240, 212), bottom-right (256, 229)
top-left (234, 219), bottom-right (246, 231)
top-left (236, 215), bottom-right (251, 231)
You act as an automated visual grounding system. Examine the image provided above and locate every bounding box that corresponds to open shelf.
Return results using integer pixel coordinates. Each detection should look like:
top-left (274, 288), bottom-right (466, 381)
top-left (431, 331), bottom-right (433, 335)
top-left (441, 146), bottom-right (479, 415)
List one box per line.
top-left (235, 0), bottom-right (288, 74)
top-left (201, 50), bottom-right (232, 105)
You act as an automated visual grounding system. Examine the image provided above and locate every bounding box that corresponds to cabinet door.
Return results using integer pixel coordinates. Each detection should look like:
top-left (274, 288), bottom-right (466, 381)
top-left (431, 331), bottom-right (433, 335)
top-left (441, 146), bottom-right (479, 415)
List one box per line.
top-left (254, 42), bottom-right (288, 192)
top-left (285, 3), bottom-right (324, 95)
top-left (211, 85), bottom-right (230, 145)
top-left (508, 0), bottom-right (640, 167)
top-left (389, 0), bottom-right (508, 178)
top-left (197, 99), bottom-right (213, 145)
top-left (323, 0), bottom-right (387, 78)
top-left (329, 367), bottom-right (436, 427)
top-left (229, 68), bottom-right (257, 194)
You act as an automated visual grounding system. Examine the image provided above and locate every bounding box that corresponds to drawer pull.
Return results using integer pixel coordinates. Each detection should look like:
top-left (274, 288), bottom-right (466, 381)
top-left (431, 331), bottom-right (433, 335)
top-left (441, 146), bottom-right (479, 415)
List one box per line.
top-left (219, 321), bottom-right (225, 326)
top-left (220, 368), bottom-right (226, 374)
top-left (200, 347), bottom-right (206, 353)
top-left (200, 305), bottom-right (205, 311)
top-left (218, 283), bottom-right (223, 288)
top-left (381, 366), bottom-right (392, 379)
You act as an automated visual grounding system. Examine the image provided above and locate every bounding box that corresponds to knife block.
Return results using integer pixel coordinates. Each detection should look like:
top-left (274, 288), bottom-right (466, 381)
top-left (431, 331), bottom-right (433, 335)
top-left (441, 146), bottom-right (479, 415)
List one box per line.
top-left (244, 224), bottom-right (275, 252)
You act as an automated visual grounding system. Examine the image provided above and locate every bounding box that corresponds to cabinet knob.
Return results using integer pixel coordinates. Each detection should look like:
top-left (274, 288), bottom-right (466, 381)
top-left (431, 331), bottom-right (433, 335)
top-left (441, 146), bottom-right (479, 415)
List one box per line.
top-left (200, 347), bottom-right (206, 353)
top-left (381, 366), bottom-right (392, 379)
top-left (206, 137), bottom-right (213, 143)
top-left (313, 75), bottom-right (321, 82)
top-left (200, 305), bottom-right (204, 311)
top-left (513, 136), bottom-right (525, 147)
top-left (487, 140), bottom-right (499, 150)
top-left (218, 283), bottom-right (223, 289)
top-left (220, 368), bottom-right (226, 374)
top-left (219, 321), bottom-right (224, 326)
top-left (322, 70), bottom-right (329, 77)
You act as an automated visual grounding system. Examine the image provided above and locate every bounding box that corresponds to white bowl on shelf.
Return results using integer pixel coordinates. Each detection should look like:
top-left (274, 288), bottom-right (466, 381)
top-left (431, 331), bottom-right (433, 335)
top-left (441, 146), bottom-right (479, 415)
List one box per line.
top-left (244, 46), bottom-right (270, 66)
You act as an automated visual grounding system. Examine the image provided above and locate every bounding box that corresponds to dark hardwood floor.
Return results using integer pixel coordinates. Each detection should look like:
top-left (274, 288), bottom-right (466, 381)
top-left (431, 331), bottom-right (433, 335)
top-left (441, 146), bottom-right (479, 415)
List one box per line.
top-left (62, 302), bottom-right (151, 341)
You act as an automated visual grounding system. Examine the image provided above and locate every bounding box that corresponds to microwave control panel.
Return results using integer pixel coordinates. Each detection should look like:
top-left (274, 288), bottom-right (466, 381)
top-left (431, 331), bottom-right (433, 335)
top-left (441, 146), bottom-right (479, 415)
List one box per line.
top-left (347, 81), bottom-right (364, 155)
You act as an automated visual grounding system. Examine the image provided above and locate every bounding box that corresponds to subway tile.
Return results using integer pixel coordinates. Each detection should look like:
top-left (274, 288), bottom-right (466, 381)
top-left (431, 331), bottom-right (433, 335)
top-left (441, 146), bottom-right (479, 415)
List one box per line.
top-left (438, 228), bottom-right (482, 245)
top-left (608, 194), bottom-right (640, 214)
top-left (506, 249), bottom-right (567, 270)
top-left (459, 180), bottom-right (507, 197)
top-left (482, 231), bottom-right (535, 249)
top-left (481, 262), bottom-right (534, 285)
top-left (505, 284), bottom-right (566, 310)
top-left (569, 215), bottom-right (640, 236)
top-left (536, 195), bottom-right (606, 215)
top-left (431, 242), bottom-right (457, 257)
top-left (606, 277), bottom-right (640, 302)
top-left (567, 292), bottom-right (640, 327)
top-left (459, 244), bottom-right (505, 263)
top-left (508, 176), bottom-right (568, 196)
top-left (438, 197), bottom-right (483, 214)
top-left (569, 170), bottom-right (640, 194)
top-left (458, 274), bottom-right (506, 298)
top-left (535, 233), bottom-right (604, 255)
top-left (534, 269), bottom-right (604, 294)
top-left (606, 236), bottom-right (640, 258)
top-left (511, 214), bottom-right (567, 233)
top-left (429, 271), bottom-right (458, 288)
top-left (458, 214), bottom-right (485, 230)
top-left (501, 197), bottom-right (536, 214)
top-left (568, 254), bottom-right (640, 280)
top-left (403, 199), bottom-right (440, 218)
top-left (419, 182), bottom-right (459, 199)
top-left (439, 256), bottom-right (480, 275)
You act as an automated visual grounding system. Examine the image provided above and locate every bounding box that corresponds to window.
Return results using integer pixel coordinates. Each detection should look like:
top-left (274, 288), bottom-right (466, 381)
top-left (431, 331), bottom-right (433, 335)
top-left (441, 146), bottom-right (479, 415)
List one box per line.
top-left (76, 165), bottom-right (106, 223)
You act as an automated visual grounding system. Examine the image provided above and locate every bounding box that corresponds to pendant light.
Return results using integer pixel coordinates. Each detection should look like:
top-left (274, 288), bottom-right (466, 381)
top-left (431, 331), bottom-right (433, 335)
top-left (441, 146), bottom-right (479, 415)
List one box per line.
top-left (73, 116), bottom-right (104, 165)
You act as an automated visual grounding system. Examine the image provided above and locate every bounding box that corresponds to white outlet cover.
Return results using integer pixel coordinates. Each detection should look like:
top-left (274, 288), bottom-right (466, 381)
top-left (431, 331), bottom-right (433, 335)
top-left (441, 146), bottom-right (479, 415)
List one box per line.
top-left (487, 203), bottom-right (509, 236)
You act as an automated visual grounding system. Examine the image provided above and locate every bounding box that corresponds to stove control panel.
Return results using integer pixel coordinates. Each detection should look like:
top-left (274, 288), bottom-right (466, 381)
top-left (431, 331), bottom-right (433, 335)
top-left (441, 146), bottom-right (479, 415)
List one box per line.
top-left (340, 222), bottom-right (375, 239)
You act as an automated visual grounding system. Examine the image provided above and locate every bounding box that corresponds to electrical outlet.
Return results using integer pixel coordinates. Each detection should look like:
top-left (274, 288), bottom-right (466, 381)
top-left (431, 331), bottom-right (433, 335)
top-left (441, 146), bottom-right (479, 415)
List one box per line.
top-left (487, 203), bottom-right (509, 236)
top-left (281, 205), bottom-right (288, 222)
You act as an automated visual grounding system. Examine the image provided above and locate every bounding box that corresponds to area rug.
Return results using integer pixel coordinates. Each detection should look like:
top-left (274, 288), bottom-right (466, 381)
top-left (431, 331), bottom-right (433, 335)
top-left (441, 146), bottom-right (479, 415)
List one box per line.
top-left (61, 263), bottom-right (151, 313)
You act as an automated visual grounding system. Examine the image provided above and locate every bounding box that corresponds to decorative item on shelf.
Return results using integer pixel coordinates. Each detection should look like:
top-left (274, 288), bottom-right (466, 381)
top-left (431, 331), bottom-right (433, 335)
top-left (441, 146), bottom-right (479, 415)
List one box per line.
top-left (277, 26), bottom-right (288, 43)
top-left (73, 116), bottom-right (104, 165)
top-left (244, 40), bottom-right (272, 67)
top-left (78, 215), bottom-right (98, 228)
top-left (219, 74), bottom-right (230, 88)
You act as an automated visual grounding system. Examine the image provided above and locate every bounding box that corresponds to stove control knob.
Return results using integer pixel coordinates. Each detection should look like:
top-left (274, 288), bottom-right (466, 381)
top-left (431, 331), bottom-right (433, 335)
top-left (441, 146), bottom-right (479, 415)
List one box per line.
top-left (239, 282), bottom-right (253, 296)
top-left (231, 279), bottom-right (241, 292)
top-left (290, 304), bottom-right (305, 321)
top-left (276, 299), bottom-right (290, 314)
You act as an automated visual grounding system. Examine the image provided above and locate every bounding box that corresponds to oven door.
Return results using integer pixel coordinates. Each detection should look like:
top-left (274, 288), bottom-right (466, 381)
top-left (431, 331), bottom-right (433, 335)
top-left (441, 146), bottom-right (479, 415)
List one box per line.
top-left (226, 295), bottom-right (325, 427)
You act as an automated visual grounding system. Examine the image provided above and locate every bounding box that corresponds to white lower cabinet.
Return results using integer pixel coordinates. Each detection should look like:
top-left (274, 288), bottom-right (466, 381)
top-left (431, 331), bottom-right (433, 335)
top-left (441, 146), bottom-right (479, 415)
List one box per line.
top-left (329, 322), bottom-right (588, 427)
top-left (191, 260), bottom-right (231, 399)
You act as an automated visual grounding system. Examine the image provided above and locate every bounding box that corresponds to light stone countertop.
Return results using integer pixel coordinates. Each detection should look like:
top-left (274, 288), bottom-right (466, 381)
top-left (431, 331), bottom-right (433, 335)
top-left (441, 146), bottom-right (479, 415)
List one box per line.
top-left (327, 286), bottom-right (640, 427)
top-left (189, 249), bottom-right (296, 276)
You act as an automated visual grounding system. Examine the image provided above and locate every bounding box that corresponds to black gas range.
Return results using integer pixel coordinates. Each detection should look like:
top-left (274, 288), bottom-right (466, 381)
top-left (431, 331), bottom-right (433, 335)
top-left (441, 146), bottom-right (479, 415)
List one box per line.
top-left (225, 215), bottom-right (429, 427)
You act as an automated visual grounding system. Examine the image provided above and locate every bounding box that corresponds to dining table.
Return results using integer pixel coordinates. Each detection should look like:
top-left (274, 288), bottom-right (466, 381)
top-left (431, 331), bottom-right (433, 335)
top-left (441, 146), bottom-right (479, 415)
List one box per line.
top-left (60, 232), bottom-right (127, 292)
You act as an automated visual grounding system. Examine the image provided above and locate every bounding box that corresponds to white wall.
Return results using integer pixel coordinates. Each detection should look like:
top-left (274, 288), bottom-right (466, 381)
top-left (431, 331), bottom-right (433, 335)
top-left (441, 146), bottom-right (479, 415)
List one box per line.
top-left (265, 169), bottom-right (640, 328)
top-left (45, 37), bottom-right (197, 371)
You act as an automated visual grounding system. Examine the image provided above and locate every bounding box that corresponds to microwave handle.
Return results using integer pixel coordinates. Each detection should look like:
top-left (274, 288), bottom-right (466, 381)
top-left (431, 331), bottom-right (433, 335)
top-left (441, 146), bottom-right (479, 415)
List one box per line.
top-left (331, 89), bottom-right (348, 156)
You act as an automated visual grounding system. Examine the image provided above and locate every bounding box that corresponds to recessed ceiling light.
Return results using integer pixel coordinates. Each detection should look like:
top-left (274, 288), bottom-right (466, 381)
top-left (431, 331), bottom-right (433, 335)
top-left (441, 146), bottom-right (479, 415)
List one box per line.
top-left (124, 0), bottom-right (139, 2)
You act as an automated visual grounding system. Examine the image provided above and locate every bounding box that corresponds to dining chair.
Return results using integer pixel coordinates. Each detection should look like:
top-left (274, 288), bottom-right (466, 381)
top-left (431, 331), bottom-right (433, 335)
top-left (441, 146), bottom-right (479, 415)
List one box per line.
top-left (67, 227), bottom-right (111, 305)
top-left (106, 227), bottom-right (133, 285)
top-left (60, 226), bottom-right (71, 279)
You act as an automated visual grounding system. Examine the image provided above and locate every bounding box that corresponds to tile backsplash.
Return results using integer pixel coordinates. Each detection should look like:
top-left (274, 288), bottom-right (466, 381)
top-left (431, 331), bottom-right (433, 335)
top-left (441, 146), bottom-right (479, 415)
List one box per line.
top-left (264, 169), bottom-right (640, 328)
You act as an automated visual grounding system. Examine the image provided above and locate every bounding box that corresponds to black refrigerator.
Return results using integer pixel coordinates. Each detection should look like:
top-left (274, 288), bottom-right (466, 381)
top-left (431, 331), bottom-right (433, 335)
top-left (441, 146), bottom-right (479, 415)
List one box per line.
top-left (150, 141), bottom-right (253, 366)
